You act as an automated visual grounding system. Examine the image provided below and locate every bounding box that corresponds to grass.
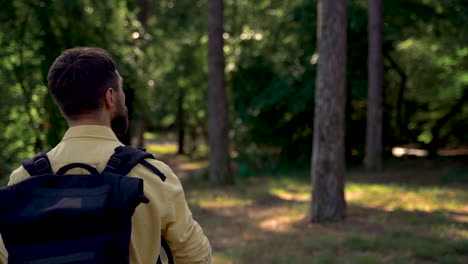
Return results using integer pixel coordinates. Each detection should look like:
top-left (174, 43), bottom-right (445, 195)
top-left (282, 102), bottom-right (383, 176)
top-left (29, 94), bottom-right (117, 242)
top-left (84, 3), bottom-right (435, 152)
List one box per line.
top-left (144, 137), bottom-right (468, 263)
top-left (175, 162), bottom-right (468, 263)
top-left (146, 143), bottom-right (178, 155)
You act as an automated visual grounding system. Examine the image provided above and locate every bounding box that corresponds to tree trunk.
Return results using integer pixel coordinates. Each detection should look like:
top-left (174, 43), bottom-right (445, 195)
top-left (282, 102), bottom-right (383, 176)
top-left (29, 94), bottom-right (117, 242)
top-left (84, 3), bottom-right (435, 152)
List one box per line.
top-left (136, 0), bottom-right (149, 26)
top-left (132, 0), bottom-right (151, 149)
top-left (207, 0), bottom-right (233, 185)
top-left (177, 92), bottom-right (185, 155)
top-left (311, 0), bottom-right (347, 222)
top-left (365, 0), bottom-right (383, 171)
top-left (384, 53), bottom-right (408, 141)
top-left (135, 119), bottom-right (146, 148)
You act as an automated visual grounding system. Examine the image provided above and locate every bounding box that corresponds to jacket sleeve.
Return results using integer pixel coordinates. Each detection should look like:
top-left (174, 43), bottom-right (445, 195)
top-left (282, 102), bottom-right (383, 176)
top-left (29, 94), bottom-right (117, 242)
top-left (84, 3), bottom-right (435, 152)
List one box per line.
top-left (155, 161), bottom-right (213, 264)
top-left (0, 234), bottom-right (7, 263)
top-left (8, 166), bottom-right (30, 185)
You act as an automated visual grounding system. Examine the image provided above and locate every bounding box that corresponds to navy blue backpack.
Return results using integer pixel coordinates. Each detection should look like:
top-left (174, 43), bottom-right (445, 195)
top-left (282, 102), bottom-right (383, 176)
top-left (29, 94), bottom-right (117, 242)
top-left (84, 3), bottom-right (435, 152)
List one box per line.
top-left (0, 146), bottom-right (174, 264)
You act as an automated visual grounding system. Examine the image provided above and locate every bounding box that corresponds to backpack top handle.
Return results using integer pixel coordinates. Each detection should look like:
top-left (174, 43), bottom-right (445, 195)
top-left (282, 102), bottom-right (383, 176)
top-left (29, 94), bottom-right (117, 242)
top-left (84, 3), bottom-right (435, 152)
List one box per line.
top-left (56, 163), bottom-right (100, 175)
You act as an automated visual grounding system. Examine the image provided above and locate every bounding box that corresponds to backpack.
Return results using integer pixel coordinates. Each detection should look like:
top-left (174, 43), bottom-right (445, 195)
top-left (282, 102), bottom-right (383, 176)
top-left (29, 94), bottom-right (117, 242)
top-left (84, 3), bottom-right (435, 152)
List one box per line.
top-left (0, 146), bottom-right (174, 264)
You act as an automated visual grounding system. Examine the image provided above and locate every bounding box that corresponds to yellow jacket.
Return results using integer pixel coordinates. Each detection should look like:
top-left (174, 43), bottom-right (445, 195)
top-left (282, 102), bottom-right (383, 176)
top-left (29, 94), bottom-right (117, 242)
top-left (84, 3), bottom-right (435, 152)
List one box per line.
top-left (0, 125), bottom-right (212, 264)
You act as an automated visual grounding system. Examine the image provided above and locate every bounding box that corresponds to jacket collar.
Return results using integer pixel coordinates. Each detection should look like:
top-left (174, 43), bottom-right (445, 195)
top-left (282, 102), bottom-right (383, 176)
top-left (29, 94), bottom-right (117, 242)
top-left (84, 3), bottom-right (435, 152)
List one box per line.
top-left (61, 125), bottom-right (121, 142)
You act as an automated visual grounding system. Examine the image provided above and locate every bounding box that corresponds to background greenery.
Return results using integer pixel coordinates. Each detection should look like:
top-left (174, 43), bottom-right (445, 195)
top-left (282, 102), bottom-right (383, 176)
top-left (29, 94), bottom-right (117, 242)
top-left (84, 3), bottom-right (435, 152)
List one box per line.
top-left (0, 0), bottom-right (467, 178)
top-left (0, 1), bottom-right (467, 262)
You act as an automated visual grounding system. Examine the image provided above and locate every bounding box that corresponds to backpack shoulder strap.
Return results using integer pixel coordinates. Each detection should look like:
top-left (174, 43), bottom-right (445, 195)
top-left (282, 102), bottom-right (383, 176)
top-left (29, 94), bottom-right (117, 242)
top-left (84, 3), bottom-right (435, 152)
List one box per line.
top-left (105, 147), bottom-right (173, 263)
top-left (103, 146), bottom-right (166, 181)
top-left (21, 152), bottom-right (53, 176)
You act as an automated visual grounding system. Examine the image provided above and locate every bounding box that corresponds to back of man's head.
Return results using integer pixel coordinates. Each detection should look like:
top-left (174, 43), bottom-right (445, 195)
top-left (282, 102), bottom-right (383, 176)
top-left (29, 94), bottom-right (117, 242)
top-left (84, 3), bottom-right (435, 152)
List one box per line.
top-left (47, 47), bottom-right (119, 119)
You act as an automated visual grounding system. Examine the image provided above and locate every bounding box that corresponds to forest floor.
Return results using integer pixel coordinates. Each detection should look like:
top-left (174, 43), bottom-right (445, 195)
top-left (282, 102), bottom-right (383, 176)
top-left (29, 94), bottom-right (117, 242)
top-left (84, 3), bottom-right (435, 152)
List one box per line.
top-left (147, 142), bottom-right (468, 264)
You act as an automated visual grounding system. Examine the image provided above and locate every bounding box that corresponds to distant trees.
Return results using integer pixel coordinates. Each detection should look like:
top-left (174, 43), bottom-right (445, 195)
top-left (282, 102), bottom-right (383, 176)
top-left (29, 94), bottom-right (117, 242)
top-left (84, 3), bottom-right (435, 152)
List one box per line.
top-left (365, 0), bottom-right (383, 171)
top-left (0, 0), bottom-right (467, 181)
top-left (207, 0), bottom-right (233, 185)
top-left (311, 0), bottom-right (347, 222)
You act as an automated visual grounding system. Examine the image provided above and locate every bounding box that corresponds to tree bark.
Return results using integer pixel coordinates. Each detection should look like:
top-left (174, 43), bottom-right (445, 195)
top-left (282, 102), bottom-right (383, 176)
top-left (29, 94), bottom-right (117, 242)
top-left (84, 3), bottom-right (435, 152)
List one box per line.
top-left (177, 92), bottom-right (185, 155)
top-left (136, 0), bottom-right (149, 26)
top-left (311, 0), bottom-right (347, 222)
top-left (135, 119), bottom-right (146, 148)
top-left (365, 0), bottom-right (383, 171)
top-left (207, 0), bottom-right (233, 185)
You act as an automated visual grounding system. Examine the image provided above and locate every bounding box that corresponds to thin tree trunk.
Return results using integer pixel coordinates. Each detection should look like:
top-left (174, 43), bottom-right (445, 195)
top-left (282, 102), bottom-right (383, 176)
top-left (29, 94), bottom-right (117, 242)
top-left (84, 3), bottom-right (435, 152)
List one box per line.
top-left (132, 0), bottom-right (151, 149)
top-left (207, 0), bottom-right (233, 185)
top-left (385, 53), bottom-right (408, 140)
top-left (136, 0), bottom-right (149, 26)
top-left (311, 0), bottom-right (347, 222)
top-left (136, 119), bottom-right (146, 148)
top-left (365, 0), bottom-right (383, 171)
top-left (177, 92), bottom-right (185, 155)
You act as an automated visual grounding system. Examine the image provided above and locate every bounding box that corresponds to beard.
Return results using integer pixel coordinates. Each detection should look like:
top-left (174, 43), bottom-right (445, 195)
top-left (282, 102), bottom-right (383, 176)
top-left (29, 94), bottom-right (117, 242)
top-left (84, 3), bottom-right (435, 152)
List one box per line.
top-left (111, 106), bottom-right (129, 136)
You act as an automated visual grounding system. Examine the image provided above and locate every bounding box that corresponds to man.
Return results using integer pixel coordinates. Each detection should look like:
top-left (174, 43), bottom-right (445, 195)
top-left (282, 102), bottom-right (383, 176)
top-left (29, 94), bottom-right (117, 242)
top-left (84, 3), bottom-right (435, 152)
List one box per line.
top-left (0, 47), bottom-right (212, 264)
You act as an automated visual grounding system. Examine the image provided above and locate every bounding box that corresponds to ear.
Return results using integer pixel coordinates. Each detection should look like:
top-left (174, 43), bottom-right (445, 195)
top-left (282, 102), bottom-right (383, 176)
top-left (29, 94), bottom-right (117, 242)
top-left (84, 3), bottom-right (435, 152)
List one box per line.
top-left (104, 88), bottom-right (115, 110)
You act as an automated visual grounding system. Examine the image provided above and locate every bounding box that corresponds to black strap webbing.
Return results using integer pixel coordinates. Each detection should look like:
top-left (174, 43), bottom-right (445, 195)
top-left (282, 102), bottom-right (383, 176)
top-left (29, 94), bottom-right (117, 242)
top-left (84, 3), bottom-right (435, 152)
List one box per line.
top-left (21, 152), bottom-right (53, 176)
top-left (162, 238), bottom-right (175, 264)
top-left (103, 146), bottom-right (166, 181)
top-left (156, 238), bottom-right (175, 264)
top-left (105, 146), bottom-right (172, 264)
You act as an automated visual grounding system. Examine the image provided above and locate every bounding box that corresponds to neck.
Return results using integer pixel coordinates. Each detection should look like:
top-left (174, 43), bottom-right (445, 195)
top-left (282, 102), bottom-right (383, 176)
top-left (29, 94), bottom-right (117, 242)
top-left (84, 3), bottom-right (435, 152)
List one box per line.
top-left (67, 112), bottom-right (111, 128)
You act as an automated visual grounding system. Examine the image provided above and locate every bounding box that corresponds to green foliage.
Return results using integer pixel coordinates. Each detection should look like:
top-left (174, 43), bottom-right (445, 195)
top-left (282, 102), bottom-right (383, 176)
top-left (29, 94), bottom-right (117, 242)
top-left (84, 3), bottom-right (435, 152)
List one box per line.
top-left (344, 234), bottom-right (383, 252)
top-left (0, 0), bottom-right (467, 179)
top-left (311, 254), bottom-right (335, 264)
top-left (453, 239), bottom-right (468, 255)
top-left (441, 168), bottom-right (468, 184)
top-left (346, 253), bottom-right (382, 264)
top-left (0, 0), bottom-right (150, 177)
top-left (230, 0), bottom-right (315, 165)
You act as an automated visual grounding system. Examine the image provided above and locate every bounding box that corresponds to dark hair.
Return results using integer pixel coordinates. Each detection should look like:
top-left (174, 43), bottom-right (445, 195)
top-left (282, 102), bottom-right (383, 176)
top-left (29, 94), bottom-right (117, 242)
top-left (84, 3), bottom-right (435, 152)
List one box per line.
top-left (47, 47), bottom-right (119, 117)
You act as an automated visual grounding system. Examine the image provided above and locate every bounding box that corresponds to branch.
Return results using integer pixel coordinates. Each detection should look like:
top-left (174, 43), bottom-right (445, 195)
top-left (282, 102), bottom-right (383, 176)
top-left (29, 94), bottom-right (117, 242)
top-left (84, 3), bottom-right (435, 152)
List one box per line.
top-left (427, 86), bottom-right (468, 156)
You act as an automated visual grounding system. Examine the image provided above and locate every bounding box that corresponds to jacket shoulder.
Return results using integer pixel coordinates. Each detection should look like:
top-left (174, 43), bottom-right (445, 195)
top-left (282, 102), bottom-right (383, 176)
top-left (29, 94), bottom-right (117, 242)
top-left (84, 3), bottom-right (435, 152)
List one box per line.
top-left (8, 166), bottom-right (29, 185)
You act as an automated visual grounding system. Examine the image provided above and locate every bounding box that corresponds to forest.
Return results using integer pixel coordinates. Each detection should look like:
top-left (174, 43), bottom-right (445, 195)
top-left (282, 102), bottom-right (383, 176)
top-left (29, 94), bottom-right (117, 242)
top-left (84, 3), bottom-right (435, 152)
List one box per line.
top-left (0, 0), bottom-right (467, 263)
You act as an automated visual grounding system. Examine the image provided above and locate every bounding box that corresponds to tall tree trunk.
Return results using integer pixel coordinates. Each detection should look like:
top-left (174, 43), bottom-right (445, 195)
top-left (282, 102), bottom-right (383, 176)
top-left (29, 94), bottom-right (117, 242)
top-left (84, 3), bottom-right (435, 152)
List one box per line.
top-left (311, 0), bottom-right (347, 222)
top-left (365, 0), bottom-right (383, 171)
top-left (207, 0), bottom-right (233, 185)
top-left (133, 0), bottom-right (151, 149)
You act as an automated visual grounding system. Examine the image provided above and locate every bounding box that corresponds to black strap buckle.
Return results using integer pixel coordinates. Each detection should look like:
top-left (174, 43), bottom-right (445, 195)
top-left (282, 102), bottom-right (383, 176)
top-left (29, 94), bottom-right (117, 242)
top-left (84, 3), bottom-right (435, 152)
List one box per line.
top-left (34, 157), bottom-right (50, 174)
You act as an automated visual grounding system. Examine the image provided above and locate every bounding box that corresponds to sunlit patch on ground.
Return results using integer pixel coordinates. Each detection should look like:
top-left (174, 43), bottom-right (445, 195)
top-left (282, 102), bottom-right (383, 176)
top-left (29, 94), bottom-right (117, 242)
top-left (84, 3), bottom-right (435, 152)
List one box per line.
top-left (258, 213), bottom-right (306, 232)
top-left (392, 146), bottom-right (428, 157)
top-left (198, 197), bottom-right (253, 208)
top-left (346, 183), bottom-right (468, 213)
top-left (177, 161), bottom-right (208, 171)
top-left (451, 212), bottom-right (468, 223)
top-left (392, 145), bottom-right (468, 157)
top-left (146, 143), bottom-right (178, 155)
top-left (212, 255), bottom-right (232, 264)
top-left (269, 188), bottom-right (310, 202)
